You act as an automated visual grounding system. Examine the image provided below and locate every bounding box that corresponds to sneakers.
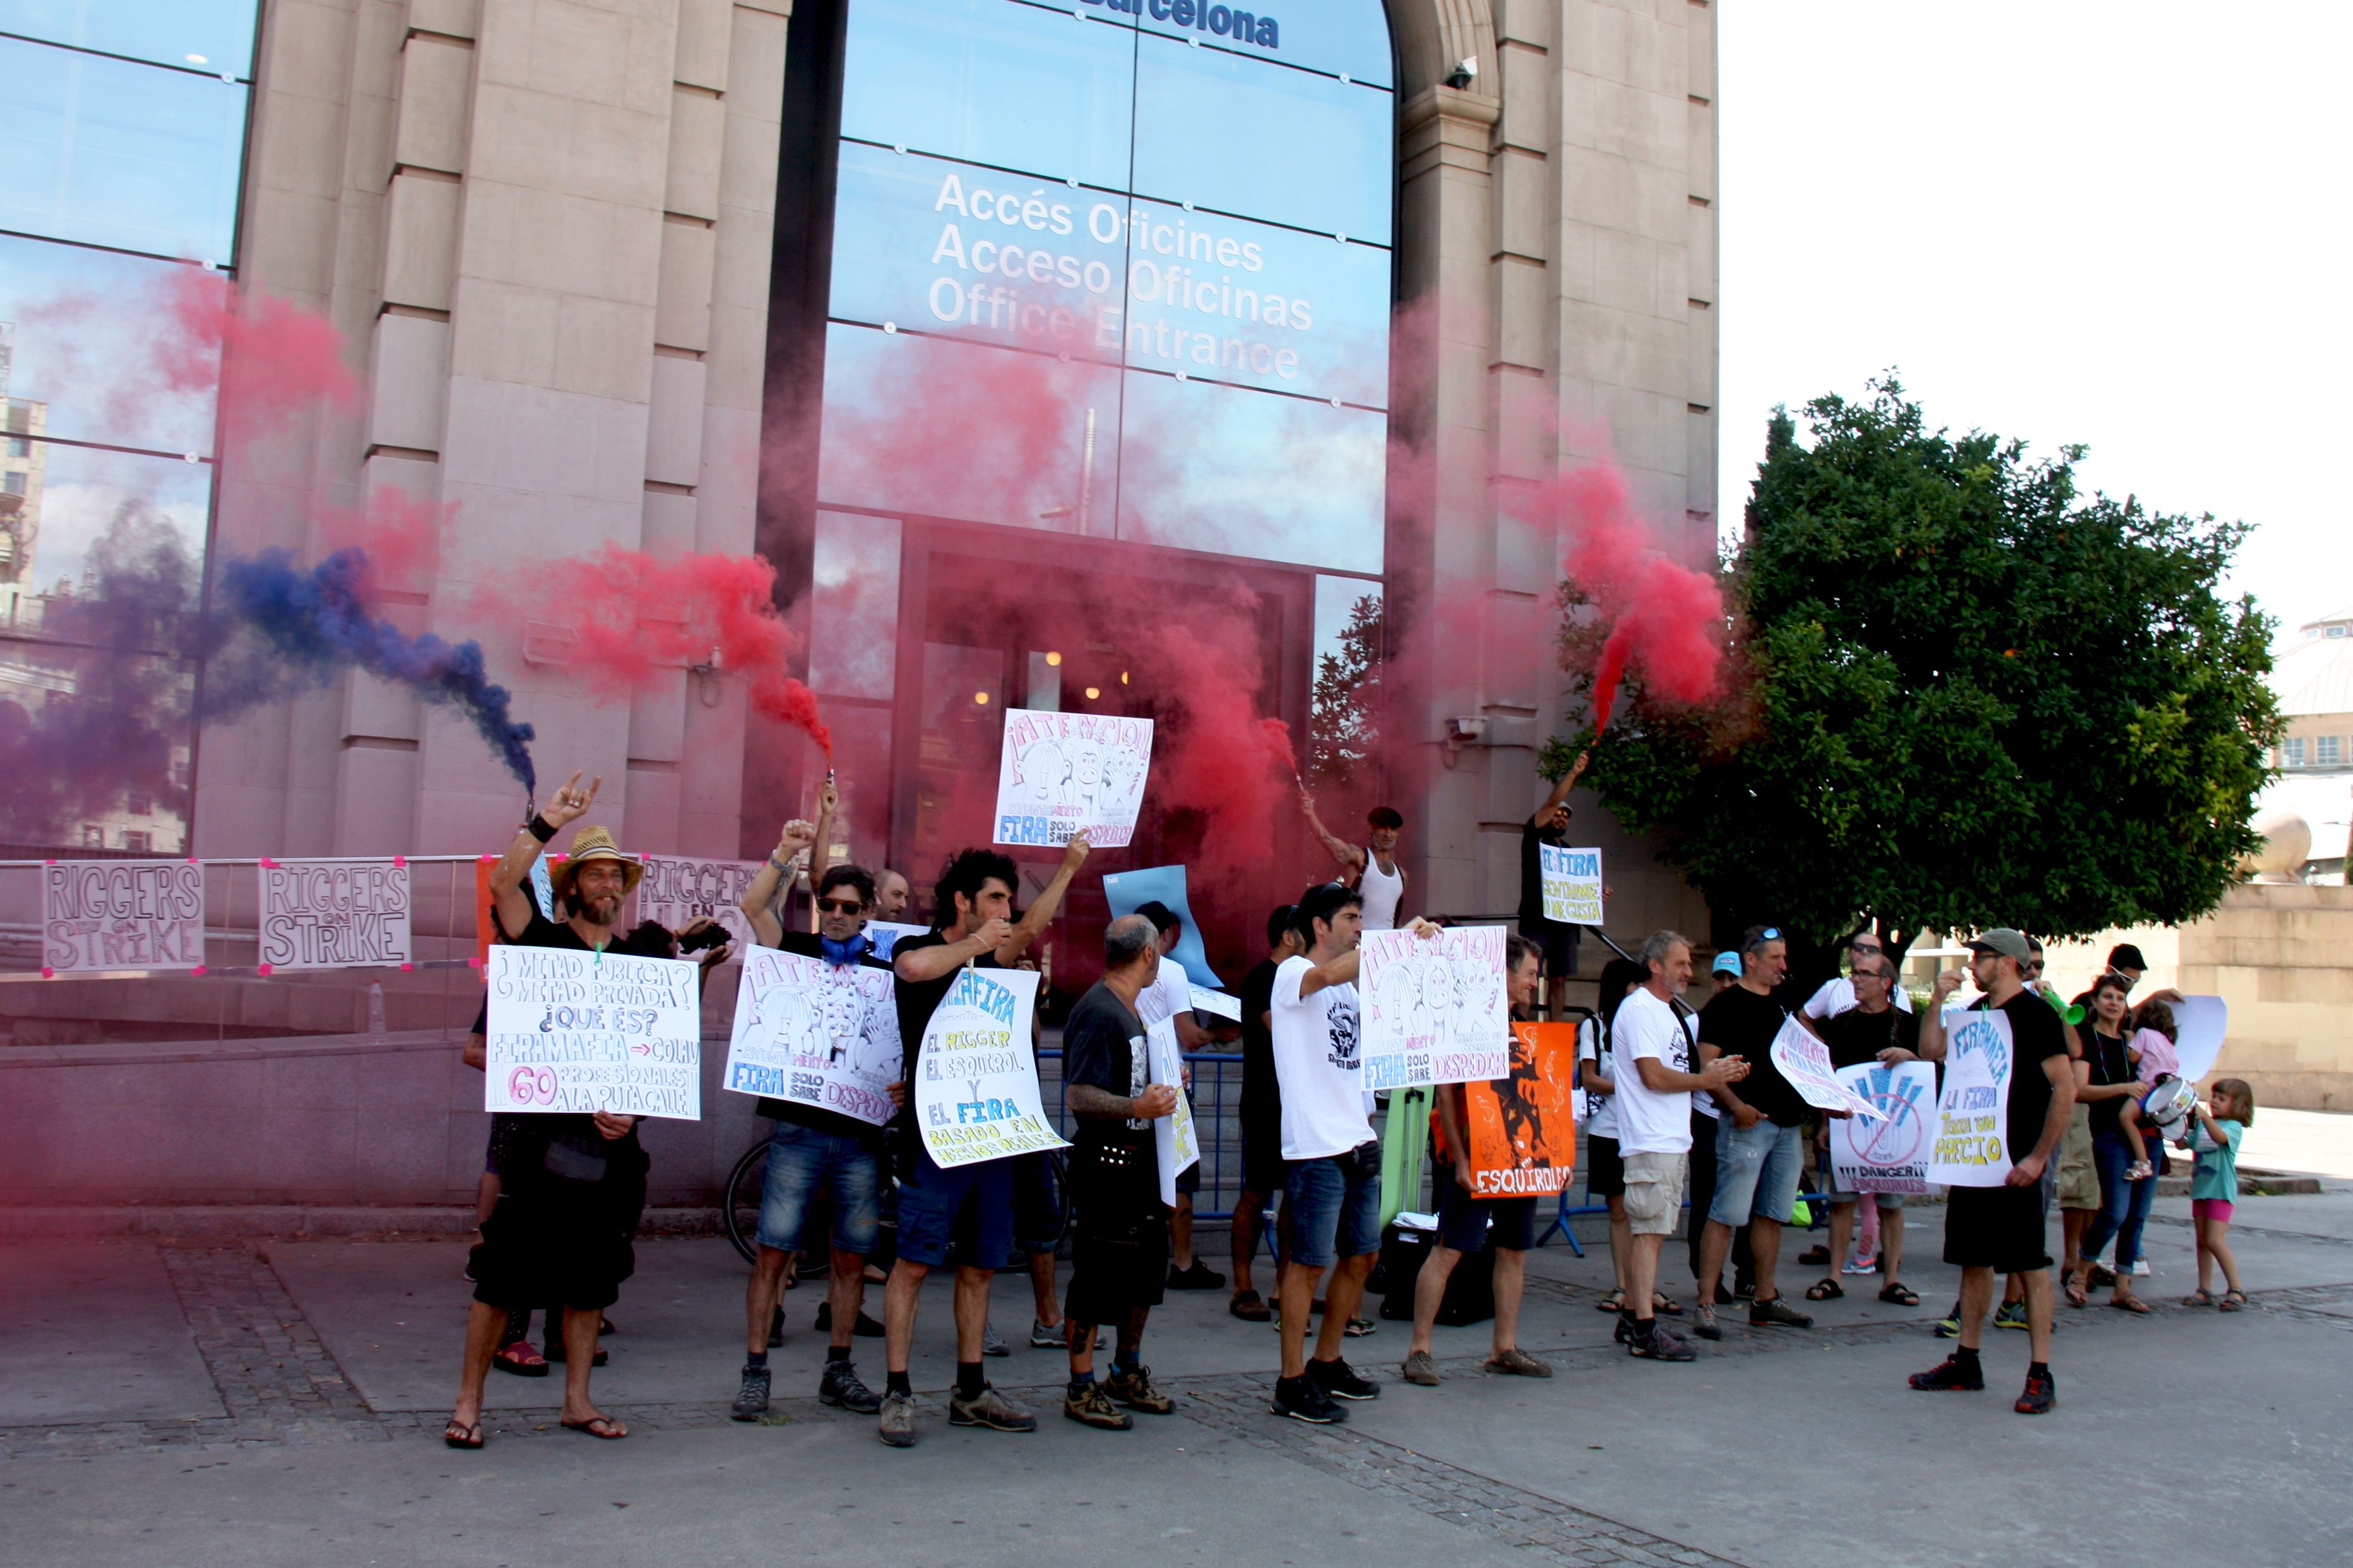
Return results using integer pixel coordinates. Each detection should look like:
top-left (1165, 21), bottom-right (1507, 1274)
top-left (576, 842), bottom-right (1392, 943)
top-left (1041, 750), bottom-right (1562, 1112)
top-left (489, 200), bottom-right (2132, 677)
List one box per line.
top-left (1627, 1322), bottom-right (1696, 1361)
top-left (730, 1363), bottom-right (772, 1422)
top-left (2015, 1369), bottom-right (2057, 1415)
top-left (1401, 1350), bottom-right (1440, 1386)
top-left (1270, 1374), bottom-right (1346, 1424)
top-left (1909, 1355), bottom-right (1986, 1392)
top-left (819, 1359), bottom-right (882, 1415)
top-left (1933, 1305), bottom-right (1962, 1338)
top-left (1105, 1365), bottom-right (1174, 1413)
top-left (1750, 1295), bottom-right (1815, 1329)
top-left (1841, 1254), bottom-right (1880, 1276)
top-left (1307, 1355), bottom-right (1380, 1400)
top-left (1166, 1259), bottom-right (1227, 1290)
top-left (1342, 1316), bottom-right (1377, 1338)
top-left (947, 1382), bottom-right (1036, 1432)
top-left (1733, 1273), bottom-right (1756, 1300)
top-left (1690, 1303), bottom-right (1721, 1340)
top-left (814, 1302), bottom-right (886, 1338)
top-left (1064, 1382), bottom-right (1132, 1430)
top-left (2131, 1260), bottom-right (2151, 1278)
top-left (1485, 1347), bottom-right (1551, 1378)
top-left (877, 1389), bottom-right (917, 1447)
top-left (1028, 1319), bottom-right (1104, 1350)
top-left (1613, 1312), bottom-right (1637, 1345)
top-left (980, 1321), bottom-right (1010, 1357)
top-left (1994, 1301), bottom-right (2029, 1332)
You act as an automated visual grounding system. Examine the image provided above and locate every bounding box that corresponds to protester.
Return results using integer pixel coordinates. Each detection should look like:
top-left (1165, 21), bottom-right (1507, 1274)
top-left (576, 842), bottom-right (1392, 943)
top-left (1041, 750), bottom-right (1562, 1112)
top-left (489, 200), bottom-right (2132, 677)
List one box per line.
top-left (1401, 932), bottom-right (1555, 1386)
top-left (2069, 974), bottom-right (2157, 1312)
top-left (877, 835), bottom-right (1090, 1447)
top-left (1690, 926), bottom-right (1815, 1338)
top-left (727, 820), bottom-right (896, 1422)
top-left (1057, 915), bottom-right (1183, 1429)
top-left (1581, 958), bottom-right (1645, 1317)
top-left (1267, 883), bottom-right (1442, 1420)
top-left (1710, 950), bottom-right (1741, 994)
top-left (1813, 953), bottom-right (1917, 1307)
top-left (1908, 929), bottom-right (2075, 1415)
top-left (1231, 905), bottom-right (1303, 1322)
top-left (1130, 901), bottom-right (1221, 1291)
top-left (1801, 931), bottom-right (1914, 1020)
top-left (1301, 794), bottom-right (1408, 929)
top-left (873, 868), bottom-right (912, 922)
top-left (1611, 931), bottom-right (1748, 1362)
top-left (446, 776), bottom-right (728, 1447)
top-left (2180, 1079), bottom-right (2253, 1311)
top-left (1520, 748), bottom-right (1593, 1017)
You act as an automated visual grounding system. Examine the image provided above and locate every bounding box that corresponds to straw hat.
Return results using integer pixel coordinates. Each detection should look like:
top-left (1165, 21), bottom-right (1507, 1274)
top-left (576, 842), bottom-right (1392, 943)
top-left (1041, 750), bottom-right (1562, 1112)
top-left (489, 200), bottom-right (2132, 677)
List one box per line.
top-left (548, 825), bottom-right (642, 904)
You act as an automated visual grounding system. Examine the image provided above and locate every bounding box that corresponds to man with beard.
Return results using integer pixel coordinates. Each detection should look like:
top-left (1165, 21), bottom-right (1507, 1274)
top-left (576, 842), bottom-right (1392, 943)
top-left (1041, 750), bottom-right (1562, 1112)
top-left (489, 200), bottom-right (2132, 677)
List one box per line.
top-left (445, 774), bottom-right (730, 1448)
top-left (1520, 750), bottom-right (1592, 1019)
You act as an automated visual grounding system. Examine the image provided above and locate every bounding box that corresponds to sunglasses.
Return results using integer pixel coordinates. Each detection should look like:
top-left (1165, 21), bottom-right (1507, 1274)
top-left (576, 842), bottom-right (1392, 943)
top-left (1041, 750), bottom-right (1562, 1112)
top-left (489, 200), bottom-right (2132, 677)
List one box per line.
top-left (816, 897), bottom-right (867, 915)
top-left (1757, 927), bottom-right (1782, 941)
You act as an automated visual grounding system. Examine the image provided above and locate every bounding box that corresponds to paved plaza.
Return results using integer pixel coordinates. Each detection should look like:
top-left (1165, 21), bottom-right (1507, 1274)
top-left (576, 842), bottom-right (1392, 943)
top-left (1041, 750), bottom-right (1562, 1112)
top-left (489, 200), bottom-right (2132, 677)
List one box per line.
top-left (4, 1170), bottom-right (2350, 1568)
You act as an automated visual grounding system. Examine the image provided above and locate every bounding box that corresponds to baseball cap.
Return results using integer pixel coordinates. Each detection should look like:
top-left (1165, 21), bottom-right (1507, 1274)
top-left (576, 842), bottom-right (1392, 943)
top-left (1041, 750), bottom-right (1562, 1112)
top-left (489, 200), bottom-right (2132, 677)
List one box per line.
top-left (1965, 928), bottom-right (2031, 962)
top-left (1711, 950), bottom-right (1742, 977)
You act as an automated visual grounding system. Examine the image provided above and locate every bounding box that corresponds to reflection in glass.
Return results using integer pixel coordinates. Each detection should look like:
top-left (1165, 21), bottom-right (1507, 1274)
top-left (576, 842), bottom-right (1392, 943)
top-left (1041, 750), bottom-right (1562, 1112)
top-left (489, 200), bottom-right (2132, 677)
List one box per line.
top-left (0, 439), bottom-right (210, 611)
top-left (912, 639), bottom-right (1008, 874)
top-left (842, 0), bottom-right (1137, 189)
top-left (1310, 572), bottom-right (1381, 786)
top-left (1130, 0), bottom-right (1392, 86)
top-left (0, 0), bottom-right (260, 77)
top-left (0, 38), bottom-right (249, 261)
top-left (817, 323), bottom-right (1121, 534)
top-left (1131, 33), bottom-right (1392, 242)
top-left (808, 510), bottom-right (903, 700)
top-left (0, 235), bottom-right (219, 455)
top-left (1115, 370), bottom-right (1382, 572)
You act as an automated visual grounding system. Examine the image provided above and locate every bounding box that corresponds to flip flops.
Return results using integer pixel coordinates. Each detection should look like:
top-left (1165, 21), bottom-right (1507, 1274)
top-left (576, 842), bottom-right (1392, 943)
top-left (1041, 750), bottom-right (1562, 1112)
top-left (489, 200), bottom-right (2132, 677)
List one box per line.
top-left (561, 1415), bottom-right (628, 1439)
top-left (442, 1417), bottom-right (484, 1449)
top-left (2111, 1294), bottom-right (2150, 1315)
top-left (491, 1340), bottom-right (548, 1377)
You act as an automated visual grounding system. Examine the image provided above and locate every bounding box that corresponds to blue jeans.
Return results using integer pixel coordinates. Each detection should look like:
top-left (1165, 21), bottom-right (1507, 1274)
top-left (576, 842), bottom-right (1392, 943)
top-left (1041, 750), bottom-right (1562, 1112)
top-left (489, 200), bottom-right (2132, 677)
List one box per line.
top-left (2080, 1131), bottom-right (2155, 1270)
top-left (756, 1121), bottom-right (881, 1256)
top-left (1281, 1141), bottom-right (1382, 1268)
top-left (1708, 1118), bottom-right (1805, 1227)
top-left (894, 1140), bottom-right (1015, 1270)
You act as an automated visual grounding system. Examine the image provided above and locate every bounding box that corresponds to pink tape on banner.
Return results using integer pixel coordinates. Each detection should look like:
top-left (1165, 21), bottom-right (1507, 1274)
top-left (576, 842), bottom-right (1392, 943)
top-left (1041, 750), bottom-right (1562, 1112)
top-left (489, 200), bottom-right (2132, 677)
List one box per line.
top-left (257, 963), bottom-right (274, 976)
top-left (192, 965), bottom-right (208, 976)
top-left (392, 855), bottom-right (406, 868)
top-left (40, 966), bottom-right (54, 978)
top-left (400, 962), bottom-right (414, 971)
top-left (259, 857), bottom-right (278, 869)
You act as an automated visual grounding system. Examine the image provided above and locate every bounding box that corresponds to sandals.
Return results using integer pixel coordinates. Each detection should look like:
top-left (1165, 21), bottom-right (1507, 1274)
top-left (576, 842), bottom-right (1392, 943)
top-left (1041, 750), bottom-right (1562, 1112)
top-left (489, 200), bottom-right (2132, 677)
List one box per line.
top-left (1596, 1288), bottom-right (1627, 1314)
top-left (2183, 1288), bottom-right (2214, 1307)
top-left (1804, 1278), bottom-right (1844, 1301)
top-left (561, 1415), bottom-right (628, 1440)
top-left (1652, 1292), bottom-right (1683, 1317)
top-left (492, 1340), bottom-right (548, 1377)
top-left (2064, 1278), bottom-right (2089, 1309)
top-left (2219, 1289), bottom-right (2247, 1312)
top-left (1229, 1290), bottom-right (1272, 1323)
top-left (1877, 1281), bottom-right (1919, 1307)
top-left (442, 1417), bottom-right (484, 1449)
top-left (2122, 1160), bottom-right (2154, 1182)
top-left (2111, 1294), bottom-right (2151, 1315)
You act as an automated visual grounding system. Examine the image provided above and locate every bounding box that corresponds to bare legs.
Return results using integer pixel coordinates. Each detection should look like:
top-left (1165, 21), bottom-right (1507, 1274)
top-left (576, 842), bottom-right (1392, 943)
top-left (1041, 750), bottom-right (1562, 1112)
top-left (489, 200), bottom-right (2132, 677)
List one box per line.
top-left (1279, 1253), bottom-right (1372, 1377)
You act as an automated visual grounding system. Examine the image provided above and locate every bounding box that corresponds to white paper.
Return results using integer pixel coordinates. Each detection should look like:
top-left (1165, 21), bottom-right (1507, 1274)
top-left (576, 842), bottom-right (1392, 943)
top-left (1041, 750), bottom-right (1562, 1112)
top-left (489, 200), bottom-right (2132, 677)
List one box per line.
top-left (864, 921), bottom-right (929, 959)
top-left (40, 860), bottom-right (205, 972)
top-left (1149, 1025), bottom-right (1200, 1207)
top-left (721, 947), bottom-right (900, 1126)
top-left (1357, 925), bottom-right (1509, 1090)
top-left (992, 707), bottom-right (1154, 848)
top-left (1538, 843), bottom-right (1604, 924)
top-left (2169, 995), bottom-right (2229, 1083)
top-left (1190, 988), bottom-right (1241, 1022)
top-left (914, 966), bottom-right (1069, 1167)
top-left (1828, 1060), bottom-right (1938, 1194)
top-left (258, 859), bottom-right (411, 969)
top-left (1767, 1015), bottom-right (1887, 1120)
top-left (636, 854), bottom-right (762, 958)
top-left (1928, 1009), bottom-right (2013, 1187)
top-left (483, 945), bottom-right (702, 1119)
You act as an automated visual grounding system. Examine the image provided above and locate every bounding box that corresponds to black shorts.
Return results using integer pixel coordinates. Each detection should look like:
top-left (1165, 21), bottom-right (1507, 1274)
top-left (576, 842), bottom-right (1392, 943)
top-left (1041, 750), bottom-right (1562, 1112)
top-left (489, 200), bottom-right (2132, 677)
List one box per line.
top-left (1176, 1160), bottom-right (1201, 1197)
top-left (1240, 1116), bottom-right (1285, 1196)
top-left (1943, 1181), bottom-right (2053, 1275)
top-left (1435, 1177), bottom-right (1538, 1253)
top-left (1522, 919), bottom-right (1579, 976)
top-left (1584, 1133), bottom-right (1626, 1198)
top-left (1062, 1145), bottom-right (1168, 1324)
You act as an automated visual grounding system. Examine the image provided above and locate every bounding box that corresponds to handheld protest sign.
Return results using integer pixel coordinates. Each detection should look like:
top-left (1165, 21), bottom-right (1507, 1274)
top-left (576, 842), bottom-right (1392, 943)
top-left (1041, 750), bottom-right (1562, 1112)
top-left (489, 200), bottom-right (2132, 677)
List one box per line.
top-left (636, 854), bottom-right (761, 961)
top-left (41, 860), bottom-right (206, 972)
top-left (993, 707), bottom-right (1153, 849)
top-left (483, 946), bottom-right (702, 1119)
top-left (1767, 1015), bottom-right (1886, 1121)
top-left (1829, 1060), bottom-right (1936, 1194)
top-left (1102, 863), bottom-right (1223, 990)
top-left (1538, 844), bottom-right (1604, 924)
top-left (913, 966), bottom-right (1069, 1167)
top-left (1148, 1024), bottom-right (1200, 1208)
top-left (722, 946), bottom-right (899, 1126)
top-left (865, 921), bottom-right (929, 959)
top-left (1927, 1008), bottom-right (2013, 1186)
top-left (2169, 996), bottom-right (2229, 1082)
top-left (1358, 924), bottom-right (1508, 1090)
top-left (1459, 1022), bottom-right (1579, 1198)
top-left (258, 859), bottom-right (412, 969)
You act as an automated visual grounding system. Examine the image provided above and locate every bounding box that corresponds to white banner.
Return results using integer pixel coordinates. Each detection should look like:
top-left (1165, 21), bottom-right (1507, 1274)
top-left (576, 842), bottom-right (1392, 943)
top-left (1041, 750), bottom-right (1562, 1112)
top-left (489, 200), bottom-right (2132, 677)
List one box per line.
top-left (722, 947), bottom-right (900, 1126)
top-left (1358, 925), bottom-right (1509, 1090)
top-left (992, 708), bottom-right (1153, 849)
top-left (914, 966), bottom-right (1069, 1167)
top-left (1767, 1015), bottom-right (1887, 1120)
top-left (40, 859), bottom-right (205, 974)
top-left (483, 946), bottom-right (702, 1120)
top-left (1829, 1060), bottom-right (1938, 1194)
top-left (637, 854), bottom-right (761, 958)
top-left (1928, 1008), bottom-right (2013, 1187)
top-left (1149, 1025), bottom-right (1200, 1208)
top-left (865, 921), bottom-right (929, 959)
top-left (258, 858), bottom-right (412, 970)
top-left (2170, 994), bottom-right (2229, 1082)
top-left (1538, 843), bottom-right (1603, 924)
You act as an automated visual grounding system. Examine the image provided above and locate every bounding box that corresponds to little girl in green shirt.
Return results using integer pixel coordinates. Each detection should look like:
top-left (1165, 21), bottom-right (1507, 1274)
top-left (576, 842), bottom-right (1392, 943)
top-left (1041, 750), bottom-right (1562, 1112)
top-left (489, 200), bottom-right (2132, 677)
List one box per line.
top-left (2178, 1078), bottom-right (2253, 1311)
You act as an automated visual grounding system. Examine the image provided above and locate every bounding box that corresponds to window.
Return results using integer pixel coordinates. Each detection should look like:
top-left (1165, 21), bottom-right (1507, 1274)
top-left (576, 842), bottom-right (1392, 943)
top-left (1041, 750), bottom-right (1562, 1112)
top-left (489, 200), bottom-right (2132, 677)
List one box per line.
top-left (1, 472), bottom-right (24, 495)
top-left (122, 830), bottom-right (151, 852)
top-left (126, 791), bottom-right (153, 815)
top-left (2328, 625), bottom-right (2347, 639)
top-left (5, 437), bottom-right (26, 457)
top-left (80, 825), bottom-right (103, 848)
top-left (2320, 736), bottom-right (2342, 767)
top-left (2284, 737), bottom-right (2307, 767)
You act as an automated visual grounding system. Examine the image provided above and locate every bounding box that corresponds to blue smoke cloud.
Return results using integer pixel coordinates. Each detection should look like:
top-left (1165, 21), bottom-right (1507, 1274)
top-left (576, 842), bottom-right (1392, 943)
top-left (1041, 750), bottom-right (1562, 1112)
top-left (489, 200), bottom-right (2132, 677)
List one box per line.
top-left (203, 547), bottom-right (537, 795)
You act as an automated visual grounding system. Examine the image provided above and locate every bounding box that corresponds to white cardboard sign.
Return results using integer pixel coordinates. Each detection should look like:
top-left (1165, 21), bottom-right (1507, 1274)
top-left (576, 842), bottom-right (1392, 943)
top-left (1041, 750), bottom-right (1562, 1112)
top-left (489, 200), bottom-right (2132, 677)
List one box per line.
top-left (636, 854), bottom-right (761, 958)
top-left (40, 859), bottom-right (205, 973)
top-left (2169, 994), bottom-right (2229, 1083)
top-left (721, 947), bottom-right (899, 1126)
top-left (1358, 925), bottom-right (1509, 1090)
top-left (1928, 1008), bottom-right (2013, 1187)
top-left (1767, 1015), bottom-right (1887, 1120)
top-left (258, 858), bottom-right (412, 969)
top-left (992, 708), bottom-right (1153, 848)
top-left (1538, 844), bottom-right (1604, 924)
top-left (1828, 1060), bottom-right (1938, 1194)
top-left (914, 966), bottom-right (1069, 1167)
top-left (483, 945), bottom-right (702, 1120)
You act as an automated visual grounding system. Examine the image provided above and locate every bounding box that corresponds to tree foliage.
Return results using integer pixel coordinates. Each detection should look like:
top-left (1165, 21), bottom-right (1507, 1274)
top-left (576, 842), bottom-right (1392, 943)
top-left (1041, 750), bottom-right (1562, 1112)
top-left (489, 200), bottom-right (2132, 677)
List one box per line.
top-left (1548, 379), bottom-right (2279, 955)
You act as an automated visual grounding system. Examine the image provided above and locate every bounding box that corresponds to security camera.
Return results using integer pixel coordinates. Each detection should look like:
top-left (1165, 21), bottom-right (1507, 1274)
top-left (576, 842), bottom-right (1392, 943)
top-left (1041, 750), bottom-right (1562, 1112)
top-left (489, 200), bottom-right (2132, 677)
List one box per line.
top-left (1445, 57), bottom-right (1477, 90)
top-left (1443, 714), bottom-right (1488, 751)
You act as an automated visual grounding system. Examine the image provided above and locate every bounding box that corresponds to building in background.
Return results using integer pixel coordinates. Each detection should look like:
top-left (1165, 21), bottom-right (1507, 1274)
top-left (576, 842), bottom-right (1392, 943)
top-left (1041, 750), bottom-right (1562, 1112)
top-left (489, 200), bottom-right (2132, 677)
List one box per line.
top-left (2256, 608), bottom-right (2353, 881)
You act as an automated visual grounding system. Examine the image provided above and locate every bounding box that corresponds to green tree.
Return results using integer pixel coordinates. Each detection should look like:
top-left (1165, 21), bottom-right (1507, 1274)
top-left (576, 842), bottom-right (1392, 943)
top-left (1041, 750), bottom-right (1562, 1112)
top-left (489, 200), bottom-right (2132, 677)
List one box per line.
top-left (1311, 591), bottom-right (1383, 786)
top-left (1546, 379), bottom-right (2279, 960)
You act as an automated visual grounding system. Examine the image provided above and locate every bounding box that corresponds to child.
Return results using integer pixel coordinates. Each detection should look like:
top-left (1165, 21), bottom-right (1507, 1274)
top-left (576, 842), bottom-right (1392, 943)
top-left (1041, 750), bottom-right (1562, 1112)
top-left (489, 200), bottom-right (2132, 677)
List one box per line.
top-left (2117, 998), bottom-right (2183, 1181)
top-left (2179, 1078), bottom-right (2253, 1310)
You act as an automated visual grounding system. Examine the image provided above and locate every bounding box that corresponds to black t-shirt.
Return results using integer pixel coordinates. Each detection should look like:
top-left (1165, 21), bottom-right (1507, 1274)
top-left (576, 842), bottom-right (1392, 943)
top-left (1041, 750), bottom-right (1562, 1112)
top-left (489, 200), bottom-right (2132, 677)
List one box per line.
top-left (1238, 958), bottom-right (1281, 1133)
top-left (1974, 991), bottom-right (2068, 1162)
top-left (1060, 980), bottom-right (1154, 1155)
top-left (1697, 983), bottom-right (1806, 1126)
top-left (1820, 1005), bottom-right (1921, 1072)
top-left (477, 898), bottom-right (675, 1153)
top-left (753, 930), bottom-right (894, 1146)
top-left (2082, 1027), bottom-right (2133, 1136)
top-left (890, 930), bottom-right (1005, 1127)
top-left (1517, 820), bottom-right (1558, 927)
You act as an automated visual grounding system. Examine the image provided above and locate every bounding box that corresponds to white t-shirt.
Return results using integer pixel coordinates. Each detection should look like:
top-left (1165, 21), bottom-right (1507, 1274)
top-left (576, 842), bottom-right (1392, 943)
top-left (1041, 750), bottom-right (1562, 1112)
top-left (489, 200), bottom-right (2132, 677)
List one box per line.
top-left (1269, 953), bottom-right (1372, 1160)
top-left (1356, 849), bottom-right (1404, 931)
top-left (1802, 975), bottom-right (1914, 1020)
top-left (1135, 953), bottom-right (1192, 1031)
top-left (1575, 1014), bottom-right (1619, 1141)
top-left (1609, 986), bottom-right (1700, 1155)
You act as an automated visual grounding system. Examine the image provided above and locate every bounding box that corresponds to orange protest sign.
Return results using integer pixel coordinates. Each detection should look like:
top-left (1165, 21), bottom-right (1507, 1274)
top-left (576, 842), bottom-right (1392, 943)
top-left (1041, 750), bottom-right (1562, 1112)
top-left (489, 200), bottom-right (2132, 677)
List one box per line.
top-left (1461, 1022), bottom-right (1577, 1198)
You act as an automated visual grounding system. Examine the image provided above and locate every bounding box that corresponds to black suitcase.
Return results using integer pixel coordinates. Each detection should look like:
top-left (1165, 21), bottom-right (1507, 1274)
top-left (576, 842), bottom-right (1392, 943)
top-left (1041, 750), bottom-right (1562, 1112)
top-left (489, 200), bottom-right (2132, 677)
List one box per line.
top-left (1377, 1220), bottom-right (1496, 1325)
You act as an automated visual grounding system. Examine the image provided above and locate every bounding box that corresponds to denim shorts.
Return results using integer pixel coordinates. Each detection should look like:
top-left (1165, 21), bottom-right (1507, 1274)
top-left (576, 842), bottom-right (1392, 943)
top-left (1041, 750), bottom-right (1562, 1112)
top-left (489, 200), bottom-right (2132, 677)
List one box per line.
top-left (895, 1141), bottom-right (1015, 1270)
top-left (951, 1150), bottom-right (1062, 1266)
top-left (1708, 1117), bottom-right (1805, 1227)
top-left (1435, 1174), bottom-right (1537, 1253)
top-left (1282, 1141), bottom-right (1382, 1268)
top-left (756, 1120), bottom-right (882, 1256)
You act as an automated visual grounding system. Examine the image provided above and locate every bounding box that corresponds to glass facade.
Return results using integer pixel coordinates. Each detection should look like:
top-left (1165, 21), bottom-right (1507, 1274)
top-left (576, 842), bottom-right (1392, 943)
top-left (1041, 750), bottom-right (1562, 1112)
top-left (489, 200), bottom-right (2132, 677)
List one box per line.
top-left (0, 3), bottom-right (256, 852)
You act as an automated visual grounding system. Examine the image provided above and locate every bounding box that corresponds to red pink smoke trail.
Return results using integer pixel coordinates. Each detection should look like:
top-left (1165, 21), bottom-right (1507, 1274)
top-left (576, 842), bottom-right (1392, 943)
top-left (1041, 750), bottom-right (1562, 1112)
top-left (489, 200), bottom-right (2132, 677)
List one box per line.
top-left (160, 267), bottom-right (361, 448)
top-left (1542, 457), bottom-right (1725, 729)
